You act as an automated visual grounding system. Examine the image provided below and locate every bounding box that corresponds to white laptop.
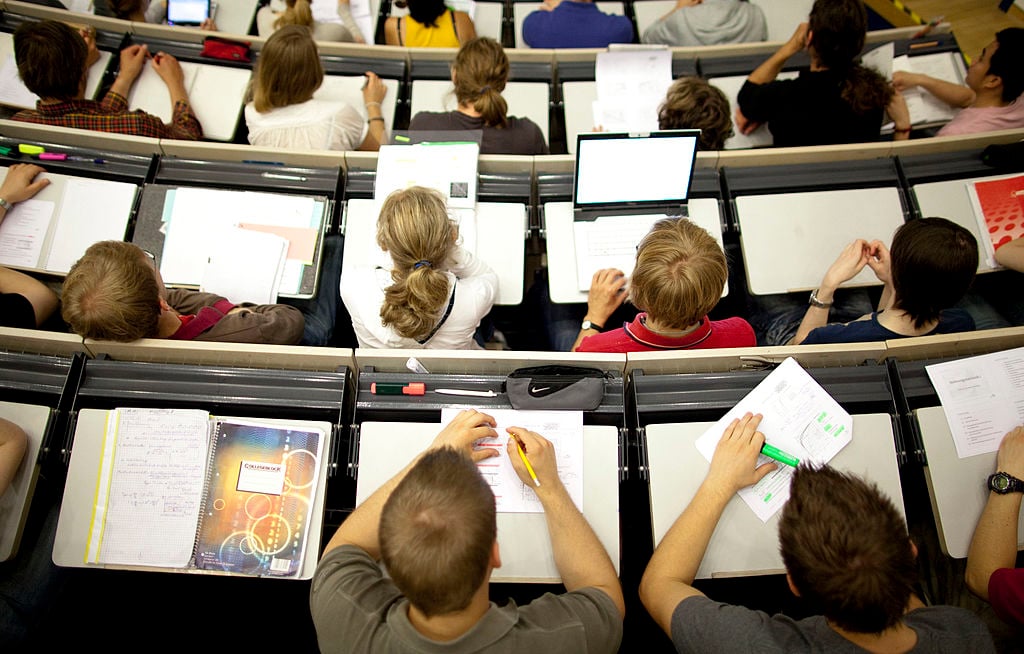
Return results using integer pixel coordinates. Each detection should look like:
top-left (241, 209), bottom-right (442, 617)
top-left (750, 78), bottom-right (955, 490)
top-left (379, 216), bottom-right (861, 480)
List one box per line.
top-left (572, 130), bottom-right (700, 291)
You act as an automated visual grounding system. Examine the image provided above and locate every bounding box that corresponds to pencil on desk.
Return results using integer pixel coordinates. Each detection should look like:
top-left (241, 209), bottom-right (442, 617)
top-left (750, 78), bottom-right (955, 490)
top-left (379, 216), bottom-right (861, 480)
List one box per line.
top-left (510, 434), bottom-right (541, 487)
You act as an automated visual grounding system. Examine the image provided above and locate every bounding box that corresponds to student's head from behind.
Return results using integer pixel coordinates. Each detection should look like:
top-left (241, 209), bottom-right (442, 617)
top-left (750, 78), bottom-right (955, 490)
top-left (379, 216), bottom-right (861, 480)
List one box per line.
top-left (658, 77), bottom-right (734, 151)
top-left (808, 0), bottom-right (867, 70)
top-left (62, 241), bottom-right (163, 341)
top-left (379, 447), bottom-right (497, 616)
top-left (107, 0), bottom-right (147, 20)
top-left (273, 0), bottom-right (314, 30)
top-left (779, 465), bottom-right (917, 634)
top-left (890, 217), bottom-right (977, 329)
top-left (377, 186), bottom-right (457, 341)
top-left (970, 28), bottom-right (1024, 102)
top-left (452, 37), bottom-right (509, 128)
top-left (396, 0), bottom-right (448, 27)
top-left (629, 218), bottom-right (727, 330)
top-left (251, 25), bottom-right (323, 113)
top-left (13, 20), bottom-right (88, 101)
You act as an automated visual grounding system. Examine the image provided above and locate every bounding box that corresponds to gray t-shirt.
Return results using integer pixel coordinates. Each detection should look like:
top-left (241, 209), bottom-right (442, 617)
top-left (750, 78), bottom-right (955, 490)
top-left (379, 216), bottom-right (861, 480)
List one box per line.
top-left (311, 545), bottom-right (622, 653)
top-left (671, 596), bottom-right (995, 653)
top-left (408, 111), bottom-right (549, 156)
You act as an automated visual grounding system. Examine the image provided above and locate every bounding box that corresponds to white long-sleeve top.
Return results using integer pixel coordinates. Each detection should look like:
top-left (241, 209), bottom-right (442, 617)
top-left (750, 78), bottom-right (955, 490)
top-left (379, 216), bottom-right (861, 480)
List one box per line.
top-left (341, 246), bottom-right (498, 350)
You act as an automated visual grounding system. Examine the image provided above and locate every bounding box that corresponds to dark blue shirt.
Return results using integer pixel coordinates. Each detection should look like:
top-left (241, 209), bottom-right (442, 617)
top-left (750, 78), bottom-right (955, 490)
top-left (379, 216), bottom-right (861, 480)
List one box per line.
top-left (802, 310), bottom-right (975, 345)
top-left (522, 1), bottom-right (633, 48)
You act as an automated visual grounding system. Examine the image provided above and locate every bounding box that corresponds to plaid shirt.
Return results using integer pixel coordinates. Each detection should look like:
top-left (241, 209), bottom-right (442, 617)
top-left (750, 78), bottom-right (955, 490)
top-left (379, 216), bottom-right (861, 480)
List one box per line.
top-left (12, 90), bottom-right (202, 140)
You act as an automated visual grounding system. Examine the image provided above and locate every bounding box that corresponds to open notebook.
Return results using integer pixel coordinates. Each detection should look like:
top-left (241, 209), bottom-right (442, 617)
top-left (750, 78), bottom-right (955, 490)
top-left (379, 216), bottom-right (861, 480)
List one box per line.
top-left (572, 130), bottom-right (699, 291)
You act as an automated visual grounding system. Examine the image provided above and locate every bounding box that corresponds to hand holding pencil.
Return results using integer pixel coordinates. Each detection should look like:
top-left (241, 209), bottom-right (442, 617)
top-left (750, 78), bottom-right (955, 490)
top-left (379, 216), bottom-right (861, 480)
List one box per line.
top-left (506, 427), bottom-right (559, 491)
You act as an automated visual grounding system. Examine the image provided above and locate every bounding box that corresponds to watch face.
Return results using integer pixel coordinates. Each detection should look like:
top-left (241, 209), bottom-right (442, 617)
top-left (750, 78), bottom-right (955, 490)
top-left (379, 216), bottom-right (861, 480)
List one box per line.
top-left (993, 474), bottom-right (1010, 492)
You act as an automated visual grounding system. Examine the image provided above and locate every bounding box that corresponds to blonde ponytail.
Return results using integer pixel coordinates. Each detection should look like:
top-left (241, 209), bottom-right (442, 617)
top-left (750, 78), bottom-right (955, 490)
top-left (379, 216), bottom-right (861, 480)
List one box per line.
top-left (274, 0), bottom-right (313, 30)
top-left (377, 187), bottom-right (457, 340)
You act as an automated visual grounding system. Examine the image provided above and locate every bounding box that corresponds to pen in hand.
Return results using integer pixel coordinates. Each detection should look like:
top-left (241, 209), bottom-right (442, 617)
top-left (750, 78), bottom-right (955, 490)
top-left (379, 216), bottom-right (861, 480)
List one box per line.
top-left (510, 433), bottom-right (541, 487)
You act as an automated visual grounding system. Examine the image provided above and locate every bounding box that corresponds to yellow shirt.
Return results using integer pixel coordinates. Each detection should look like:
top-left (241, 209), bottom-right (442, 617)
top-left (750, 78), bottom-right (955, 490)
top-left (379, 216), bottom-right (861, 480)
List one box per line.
top-left (402, 10), bottom-right (460, 47)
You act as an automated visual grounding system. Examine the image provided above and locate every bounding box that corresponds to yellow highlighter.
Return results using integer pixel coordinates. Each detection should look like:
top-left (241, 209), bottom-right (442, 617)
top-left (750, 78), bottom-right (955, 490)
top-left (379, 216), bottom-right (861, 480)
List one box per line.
top-left (510, 433), bottom-right (541, 487)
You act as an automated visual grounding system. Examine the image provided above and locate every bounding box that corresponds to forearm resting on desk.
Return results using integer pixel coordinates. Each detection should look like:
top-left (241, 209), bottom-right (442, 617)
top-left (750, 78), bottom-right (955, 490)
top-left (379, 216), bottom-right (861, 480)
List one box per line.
top-left (0, 418), bottom-right (28, 496)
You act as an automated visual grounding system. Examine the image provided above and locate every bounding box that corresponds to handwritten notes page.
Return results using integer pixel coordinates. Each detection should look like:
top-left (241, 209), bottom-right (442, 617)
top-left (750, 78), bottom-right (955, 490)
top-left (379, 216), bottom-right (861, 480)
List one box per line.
top-left (0, 199), bottom-right (53, 268)
top-left (440, 408), bottom-right (584, 514)
top-left (85, 408), bottom-right (210, 568)
top-left (694, 358), bottom-right (852, 522)
top-left (925, 346), bottom-right (1024, 458)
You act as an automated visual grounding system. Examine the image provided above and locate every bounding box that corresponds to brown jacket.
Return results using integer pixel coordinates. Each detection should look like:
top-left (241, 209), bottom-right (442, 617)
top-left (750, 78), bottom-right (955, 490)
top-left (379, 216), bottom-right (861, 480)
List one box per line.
top-left (167, 289), bottom-right (304, 345)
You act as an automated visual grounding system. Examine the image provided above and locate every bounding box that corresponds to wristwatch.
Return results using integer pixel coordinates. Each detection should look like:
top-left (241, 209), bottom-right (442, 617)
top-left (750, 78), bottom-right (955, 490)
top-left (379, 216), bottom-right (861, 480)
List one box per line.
top-left (808, 289), bottom-right (833, 309)
top-left (581, 319), bottom-right (604, 333)
top-left (987, 471), bottom-right (1024, 494)
top-left (0, 198), bottom-right (12, 213)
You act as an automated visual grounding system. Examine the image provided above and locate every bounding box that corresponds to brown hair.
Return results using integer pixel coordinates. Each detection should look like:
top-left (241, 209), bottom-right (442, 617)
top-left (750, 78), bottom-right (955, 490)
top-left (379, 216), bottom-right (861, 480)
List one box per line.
top-left (808, 0), bottom-right (892, 115)
top-left (377, 187), bottom-right (456, 341)
top-left (658, 77), bottom-right (734, 151)
top-left (13, 20), bottom-right (87, 100)
top-left (780, 465), bottom-right (917, 634)
top-left (62, 241), bottom-right (162, 341)
top-left (107, 0), bottom-right (145, 19)
top-left (379, 447), bottom-right (496, 616)
top-left (889, 217), bottom-right (977, 329)
top-left (629, 219), bottom-right (727, 329)
top-left (273, 0), bottom-right (314, 30)
top-left (252, 24), bottom-right (323, 113)
top-left (452, 37), bottom-right (509, 128)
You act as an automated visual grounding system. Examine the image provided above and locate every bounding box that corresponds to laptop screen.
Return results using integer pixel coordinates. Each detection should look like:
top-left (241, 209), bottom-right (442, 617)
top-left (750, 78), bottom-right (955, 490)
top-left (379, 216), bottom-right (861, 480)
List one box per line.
top-left (573, 130), bottom-right (700, 209)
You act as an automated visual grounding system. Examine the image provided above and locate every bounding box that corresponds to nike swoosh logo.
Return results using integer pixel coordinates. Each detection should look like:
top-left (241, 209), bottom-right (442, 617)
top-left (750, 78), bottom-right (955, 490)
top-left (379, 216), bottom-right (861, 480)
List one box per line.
top-left (531, 386), bottom-right (551, 393)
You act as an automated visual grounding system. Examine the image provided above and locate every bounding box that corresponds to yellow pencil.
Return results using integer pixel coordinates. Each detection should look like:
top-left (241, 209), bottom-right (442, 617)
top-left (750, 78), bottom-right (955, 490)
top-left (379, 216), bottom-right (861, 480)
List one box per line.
top-left (510, 434), bottom-right (541, 487)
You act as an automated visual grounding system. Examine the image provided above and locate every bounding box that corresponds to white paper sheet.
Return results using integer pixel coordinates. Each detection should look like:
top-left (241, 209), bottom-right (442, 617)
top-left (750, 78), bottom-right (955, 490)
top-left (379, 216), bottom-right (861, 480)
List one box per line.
top-left (0, 55), bottom-right (39, 108)
top-left (925, 346), bottom-right (1024, 459)
top-left (200, 226), bottom-right (288, 304)
top-left (375, 143), bottom-right (479, 210)
top-left (694, 358), bottom-right (852, 522)
top-left (440, 408), bottom-right (584, 514)
top-left (0, 199), bottom-right (54, 268)
top-left (46, 177), bottom-right (136, 273)
top-left (593, 49), bottom-right (671, 132)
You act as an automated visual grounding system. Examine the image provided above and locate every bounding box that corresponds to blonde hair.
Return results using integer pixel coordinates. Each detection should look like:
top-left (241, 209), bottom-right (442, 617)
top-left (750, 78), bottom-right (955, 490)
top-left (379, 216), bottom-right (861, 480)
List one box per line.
top-left (629, 219), bottom-right (727, 329)
top-left (452, 37), bottom-right (508, 128)
top-left (252, 24), bottom-right (323, 113)
top-left (61, 241), bottom-right (161, 341)
top-left (273, 0), bottom-right (314, 30)
top-left (377, 187), bottom-right (456, 340)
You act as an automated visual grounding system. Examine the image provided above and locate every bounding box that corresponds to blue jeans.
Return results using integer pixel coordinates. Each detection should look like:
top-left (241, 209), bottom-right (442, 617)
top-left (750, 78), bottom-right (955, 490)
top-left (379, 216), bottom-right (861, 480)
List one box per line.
top-left (282, 234), bottom-right (342, 346)
top-left (748, 289), bottom-right (875, 346)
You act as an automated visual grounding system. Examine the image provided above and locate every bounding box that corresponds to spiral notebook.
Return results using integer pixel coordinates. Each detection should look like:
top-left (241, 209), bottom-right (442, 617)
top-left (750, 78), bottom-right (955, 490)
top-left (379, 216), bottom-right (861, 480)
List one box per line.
top-left (83, 408), bottom-right (328, 578)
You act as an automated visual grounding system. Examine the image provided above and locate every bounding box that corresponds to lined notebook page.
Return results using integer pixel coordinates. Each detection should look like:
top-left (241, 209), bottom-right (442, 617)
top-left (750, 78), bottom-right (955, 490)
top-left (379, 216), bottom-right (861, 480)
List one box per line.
top-left (85, 408), bottom-right (210, 568)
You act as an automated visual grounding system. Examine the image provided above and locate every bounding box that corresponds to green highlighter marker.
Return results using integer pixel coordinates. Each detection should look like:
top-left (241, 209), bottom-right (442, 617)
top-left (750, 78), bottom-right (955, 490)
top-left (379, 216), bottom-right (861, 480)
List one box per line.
top-left (761, 443), bottom-right (800, 467)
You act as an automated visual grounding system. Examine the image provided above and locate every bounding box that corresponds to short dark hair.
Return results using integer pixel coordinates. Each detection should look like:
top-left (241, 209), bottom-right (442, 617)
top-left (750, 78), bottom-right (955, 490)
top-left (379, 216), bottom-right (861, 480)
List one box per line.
top-left (991, 28), bottom-right (1024, 102)
top-left (890, 217), bottom-right (977, 328)
top-left (779, 465), bottom-right (917, 634)
top-left (403, 0), bottom-right (447, 28)
top-left (808, 0), bottom-right (867, 70)
top-left (13, 20), bottom-right (87, 100)
top-left (379, 447), bottom-right (496, 617)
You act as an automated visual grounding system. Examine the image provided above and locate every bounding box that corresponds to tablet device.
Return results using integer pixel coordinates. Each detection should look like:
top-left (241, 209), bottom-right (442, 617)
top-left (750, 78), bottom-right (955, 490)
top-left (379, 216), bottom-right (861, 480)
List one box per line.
top-left (167, 0), bottom-right (210, 26)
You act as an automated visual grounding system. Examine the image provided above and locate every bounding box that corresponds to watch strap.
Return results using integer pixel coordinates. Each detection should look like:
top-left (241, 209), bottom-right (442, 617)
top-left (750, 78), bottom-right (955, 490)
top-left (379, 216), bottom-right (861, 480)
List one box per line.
top-left (808, 289), bottom-right (833, 309)
top-left (0, 198), bottom-right (12, 213)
